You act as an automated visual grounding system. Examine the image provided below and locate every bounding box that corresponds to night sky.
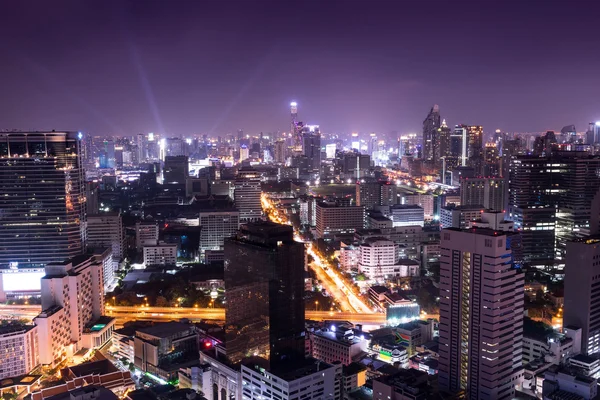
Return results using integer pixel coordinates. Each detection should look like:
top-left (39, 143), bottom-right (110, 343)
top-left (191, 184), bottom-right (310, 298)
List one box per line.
top-left (1, 1), bottom-right (599, 137)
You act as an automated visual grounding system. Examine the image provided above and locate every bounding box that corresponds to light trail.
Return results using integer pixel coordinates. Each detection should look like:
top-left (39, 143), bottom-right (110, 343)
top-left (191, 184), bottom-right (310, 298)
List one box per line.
top-left (262, 193), bottom-right (376, 315)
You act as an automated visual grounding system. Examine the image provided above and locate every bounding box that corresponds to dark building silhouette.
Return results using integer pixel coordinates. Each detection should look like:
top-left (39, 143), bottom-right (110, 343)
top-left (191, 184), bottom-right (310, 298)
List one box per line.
top-left (223, 221), bottom-right (305, 366)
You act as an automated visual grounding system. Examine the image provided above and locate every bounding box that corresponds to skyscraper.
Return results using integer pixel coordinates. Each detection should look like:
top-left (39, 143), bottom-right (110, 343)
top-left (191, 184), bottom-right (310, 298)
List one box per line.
top-left (224, 222), bottom-right (305, 365)
top-left (356, 181), bottom-right (397, 210)
top-left (0, 132), bottom-right (85, 269)
top-left (234, 168), bottom-right (263, 222)
top-left (290, 101), bottom-right (301, 149)
top-left (438, 228), bottom-right (524, 399)
top-left (508, 153), bottom-right (600, 265)
top-left (274, 140), bottom-right (286, 164)
top-left (467, 125), bottom-right (484, 174)
top-left (422, 105), bottom-right (441, 163)
top-left (460, 177), bottom-right (506, 212)
top-left (564, 236), bottom-right (600, 355)
top-left (302, 125), bottom-right (321, 173)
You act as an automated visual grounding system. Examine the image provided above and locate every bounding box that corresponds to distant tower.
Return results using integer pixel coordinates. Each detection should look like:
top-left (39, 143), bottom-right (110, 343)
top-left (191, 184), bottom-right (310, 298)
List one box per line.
top-left (290, 101), bottom-right (301, 149)
top-left (422, 105), bottom-right (441, 163)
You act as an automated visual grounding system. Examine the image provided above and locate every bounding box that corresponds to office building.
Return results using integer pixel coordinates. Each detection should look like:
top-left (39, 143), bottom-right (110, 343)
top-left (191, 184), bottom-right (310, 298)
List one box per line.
top-left (342, 153), bottom-right (370, 179)
top-left (308, 325), bottom-right (369, 366)
top-left (234, 168), bottom-right (263, 222)
top-left (422, 105), bottom-right (441, 163)
top-left (35, 252), bottom-right (113, 366)
top-left (389, 205), bottom-right (424, 227)
top-left (0, 324), bottom-right (39, 379)
top-left (274, 140), bottom-right (286, 164)
top-left (302, 126), bottom-right (321, 172)
top-left (403, 193), bottom-right (434, 221)
top-left (440, 205), bottom-right (483, 229)
top-left (135, 222), bottom-right (159, 250)
top-left (0, 132), bottom-right (85, 269)
top-left (460, 177), bottom-right (506, 212)
top-left (239, 144), bottom-right (249, 162)
top-left (467, 125), bottom-right (484, 173)
top-left (143, 243), bottom-right (177, 266)
top-left (509, 153), bottom-right (600, 265)
top-left (356, 181), bottom-right (397, 210)
top-left (163, 155), bottom-right (189, 185)
top-left (315, 202), bottom-right (365, 239)
top-left (564, 236), bottom-right (600, 355)
top-left (241, 357), bottom-right (339, 400)
top-left (86, 213), bottom-right (125, 286)
top-left (134, 322), bottom-right (198, 381)
top-left (224, 222), bottom-right (305, 365)
top-left (356, 237), bottom-right (419, 282)
top-left (438, 228), bottom-right (524, 399)
top-left (199, 209), bottom-right (240, 262)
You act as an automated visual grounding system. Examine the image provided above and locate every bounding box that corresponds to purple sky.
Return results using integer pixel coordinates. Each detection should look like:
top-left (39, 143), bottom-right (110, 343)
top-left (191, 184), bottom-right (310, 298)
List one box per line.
top-left (1, 1), bottom-right (599, 137)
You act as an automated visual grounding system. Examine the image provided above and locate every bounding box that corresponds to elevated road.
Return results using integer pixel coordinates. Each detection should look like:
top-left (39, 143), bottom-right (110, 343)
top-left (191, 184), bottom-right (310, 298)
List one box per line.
top-left (0, 304), bottom-right (388, 326)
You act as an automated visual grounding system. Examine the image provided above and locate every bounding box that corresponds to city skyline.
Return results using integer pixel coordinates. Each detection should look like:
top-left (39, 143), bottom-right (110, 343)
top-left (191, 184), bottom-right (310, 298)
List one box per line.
top-left (1, 1), bottom-right (599, 136)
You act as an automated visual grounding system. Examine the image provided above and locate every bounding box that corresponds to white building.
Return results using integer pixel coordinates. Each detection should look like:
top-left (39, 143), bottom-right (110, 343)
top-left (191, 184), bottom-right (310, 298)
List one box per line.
top-left (339, 242), bottom-right (360, 272)
top-left (241, 358), bottom-right (339, 400)
top-left (389, 205), bottom-right (424, 227)
top-left (199, 350), bottom-right (242, 400)
top-left (357, 238), bottom-right (419, 282)
top-left (438, 228), bottom-right (524, 398)
top-left (543, 368), bottom-right (597, 400)
top-left (86, 213), bottom-right (125, 279)
top-left (0, 325), bottom-right (39, 379)
top-left (439, 205), bottom-right (483, 229)
top-left (199, 210), bottom-right (240, 262)
top-left (135, 221), bottom-right (159, 250)
top-left (35, 253), bottom-right (114, 366)
top-left (308, 326), bottom-right (369, 366)
top-left (143, 243), bottom-right (177, 266)
top-left (234, 168), bottom-right (263, 222)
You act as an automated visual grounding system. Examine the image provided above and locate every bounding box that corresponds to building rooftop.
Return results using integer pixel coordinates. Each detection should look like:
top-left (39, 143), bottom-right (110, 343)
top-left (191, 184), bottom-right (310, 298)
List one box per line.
top-left (369, 285), bottom-right (388, 295)
top-left (312, 327), bottom-right (368, 345)
top-left (368, 213), bottom-right (391, 221)
top-left (391, 204), bottom-right (423, 210)
top-left (45, 386), bottom-right (118, 400)
top-left (243, 356), bottom-right (334, 383)
top-left (442, 204), bottom-right (485, 211)
top-left (136, 321), bottom-right (193, 339)
top-left (343, 362), bottom-right (367, 376)
top-left (397, 320), bottom-right (429, 331)
top-left (0, 323), bottom-right (35, 336)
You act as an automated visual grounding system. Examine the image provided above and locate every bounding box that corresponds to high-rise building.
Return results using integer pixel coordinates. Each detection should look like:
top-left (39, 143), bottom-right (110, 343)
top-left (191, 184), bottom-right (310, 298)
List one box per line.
top-left (451, 125), bottom-right (468, 167)
top-left (224, 222), bottom-right (305, 365)
top-left (389, 205), bottom-right (425, 227)
top-left (274, 140), bottom-right (286, 164)
top-left (86, 213), bottom-right (125, 289)
top-left (0, 324), bottom-right (39, 379)
top-left (460, 177), bottom-right (506, 212)
top-left (302, 126), bottom-right (321, 173)
top-left (0, 131), bottom-right (85, 269)
top-left (564, 236), bottom-right (600, 355)
top-left (422, 105), bottom-right (441, 163)
top-left (234, 168), bottom-right (263, 222)
top-left (239, 145), bottom-right (249, 163)
top-left (438, 228), bottom-right (524, 399)
top-left (467, 125), bottom-right (484, 173)
top-left (35, 251), bottom-right (114, 366)
top-left (356, 182), bottom-right (397, 210)
top-left (135, 222), bottom-right (159, 250)
top-left (163, 155), bottom-right (189, 185)
top-left (198, 210), bottom-right (240, 262)
top-left (315, 202), bottom-right (365, 239)
top-left (509, 153), bottom-right (600, 265)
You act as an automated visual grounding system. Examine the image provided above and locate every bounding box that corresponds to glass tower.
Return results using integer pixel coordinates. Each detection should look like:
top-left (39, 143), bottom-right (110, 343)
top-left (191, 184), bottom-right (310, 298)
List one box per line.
top-left (0, 131), bottom-right (85, 269)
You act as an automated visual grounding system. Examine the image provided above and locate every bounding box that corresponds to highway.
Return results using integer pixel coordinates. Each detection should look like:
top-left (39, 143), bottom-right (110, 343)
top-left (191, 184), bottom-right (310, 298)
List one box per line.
top-left (0, 304), bottom-right (388, 326)
top-left (261, 193), bottom-right (376, 315)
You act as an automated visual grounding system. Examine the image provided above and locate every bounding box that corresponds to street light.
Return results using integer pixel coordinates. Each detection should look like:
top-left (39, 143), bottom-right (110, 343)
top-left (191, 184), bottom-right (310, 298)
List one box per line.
top-left (315, 300), bottom-right (319, 311)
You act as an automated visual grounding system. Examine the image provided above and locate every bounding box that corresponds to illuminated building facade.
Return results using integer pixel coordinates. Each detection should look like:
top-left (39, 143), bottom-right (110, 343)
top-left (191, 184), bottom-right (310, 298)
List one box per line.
top-left (224, 222), bottom-right (305, 365)
top-left (234, 168), bottom-right (263, 222)
top-left (564, 236), bottom-right (600, 355)
top-left (35, 252), bottom-right (113, 366)
top-left (0, 131), bottom-right (85, 269)
top-left (0, 324), bottom-right (39, 379)
top-left (198, 209), bottom-right (240, 262)
top-left (422, 105), bottom-right (441, 163)
top-left (315, 202), bottom-right (365, 239)
top-left (438, 228), bottom-right (524, 399)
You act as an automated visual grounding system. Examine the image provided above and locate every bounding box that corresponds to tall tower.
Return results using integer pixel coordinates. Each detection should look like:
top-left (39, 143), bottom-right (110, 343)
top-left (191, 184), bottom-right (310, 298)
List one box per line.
top-left (290, 101), bottom-right (301, 149)
top-left (564, 236), bottom-right (600, 355)
top-left (438, 228), bottom-right (524, 399)
top-left (234, 168), bottom-right (263, 222)
top-left (422, 105), bottom-right (441, 163)
top-left (224, 222), bottom-right (305, 366)
top-left (0, 132), bottom-right (85, 269)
